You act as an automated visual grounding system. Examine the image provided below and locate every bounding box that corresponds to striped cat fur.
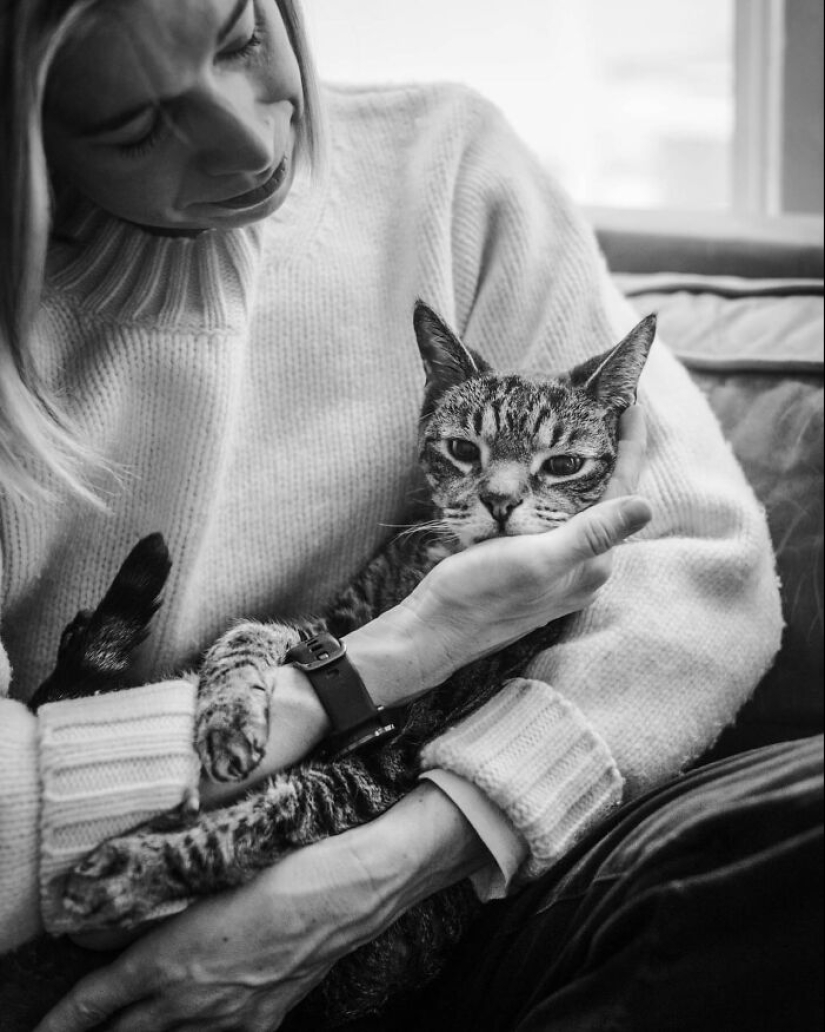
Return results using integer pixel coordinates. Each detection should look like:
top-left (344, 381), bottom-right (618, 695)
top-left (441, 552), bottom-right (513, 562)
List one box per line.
top-left (4, 303), bottom-right (654, 1031)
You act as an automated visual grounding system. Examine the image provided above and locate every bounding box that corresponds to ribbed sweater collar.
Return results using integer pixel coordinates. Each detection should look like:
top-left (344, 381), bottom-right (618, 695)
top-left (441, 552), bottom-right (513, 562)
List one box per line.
top-left (45, 168), bottom-right (324, 330)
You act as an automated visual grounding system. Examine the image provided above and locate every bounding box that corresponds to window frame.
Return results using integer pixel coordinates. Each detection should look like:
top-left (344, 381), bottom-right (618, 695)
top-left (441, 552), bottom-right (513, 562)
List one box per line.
top-left (733, 0), bottom-right (786, 216)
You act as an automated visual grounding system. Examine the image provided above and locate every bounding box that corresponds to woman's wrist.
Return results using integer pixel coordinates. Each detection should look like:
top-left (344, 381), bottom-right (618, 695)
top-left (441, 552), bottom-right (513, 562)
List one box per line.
top-left (343, 601), bottom-right (451, 708)
top-left (350, 781), bottom-right (490, 912)
top-left (199, 663), bottom-right (329, 807)
top-left (202, 601), bottom-right (452, 807)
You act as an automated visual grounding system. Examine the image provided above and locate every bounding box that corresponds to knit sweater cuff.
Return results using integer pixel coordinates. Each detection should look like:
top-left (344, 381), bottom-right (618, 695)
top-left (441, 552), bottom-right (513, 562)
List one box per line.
top-left (37, 680), bottom-right (199, 934)
top-left (419, 677), bottom-right (625, 881)
top-left (0, 702), bottom-right (42, 951)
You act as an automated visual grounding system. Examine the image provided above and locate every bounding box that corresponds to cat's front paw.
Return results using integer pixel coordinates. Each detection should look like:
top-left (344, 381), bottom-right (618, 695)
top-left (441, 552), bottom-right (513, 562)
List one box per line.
top-left (195, 621), bottom-right (303, 783)
top-left (197, 695), bottom-right (269, 783)
top-left (62, 834), bottom-right (170, 927)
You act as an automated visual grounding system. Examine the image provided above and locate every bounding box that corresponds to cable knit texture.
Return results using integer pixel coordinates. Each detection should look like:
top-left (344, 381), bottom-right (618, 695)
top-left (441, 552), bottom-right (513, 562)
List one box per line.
top-left (0, 84), bottom-right (783, 951)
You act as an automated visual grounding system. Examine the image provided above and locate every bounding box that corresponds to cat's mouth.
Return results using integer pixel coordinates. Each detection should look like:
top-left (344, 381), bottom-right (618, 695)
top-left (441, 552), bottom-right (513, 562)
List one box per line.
top-left (465, 519), bottom-right (568, 546)
top-left (465, 524), bottom-right (530, 546)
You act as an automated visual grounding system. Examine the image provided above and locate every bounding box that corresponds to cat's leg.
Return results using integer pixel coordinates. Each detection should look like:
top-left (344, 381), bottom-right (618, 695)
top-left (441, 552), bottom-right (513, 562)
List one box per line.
top-left (195, 532), bottom-right (440, 781)
top-left (61, 751), bottom-right (409, 928)
top-left (195, 618), bottom-right (320, 782)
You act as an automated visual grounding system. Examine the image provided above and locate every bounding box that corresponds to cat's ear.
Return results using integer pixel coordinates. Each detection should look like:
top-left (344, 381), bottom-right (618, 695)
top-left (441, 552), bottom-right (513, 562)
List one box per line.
top-left (568, 314), bottom-right (656, 409)
top-left (413, 301), bottom-right (487, 406)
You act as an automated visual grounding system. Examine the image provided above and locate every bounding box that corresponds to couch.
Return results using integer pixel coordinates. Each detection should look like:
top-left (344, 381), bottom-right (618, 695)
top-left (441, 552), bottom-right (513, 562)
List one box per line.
top-left (596, 217), bottom-right (824, 763)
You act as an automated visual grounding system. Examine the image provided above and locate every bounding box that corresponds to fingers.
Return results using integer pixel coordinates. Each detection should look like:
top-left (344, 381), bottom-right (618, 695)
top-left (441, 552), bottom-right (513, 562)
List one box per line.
top-left (34, 961), bottom-right (140, 1032)
top-left (603, 404), bottom-right (647, 500)
top-left (553, 495), bottom-right (652, 563)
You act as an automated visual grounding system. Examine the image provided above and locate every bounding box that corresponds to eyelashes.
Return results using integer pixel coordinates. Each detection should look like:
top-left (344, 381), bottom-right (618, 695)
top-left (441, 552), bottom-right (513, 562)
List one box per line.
top-left (222, 17), bottom-right (265, 63)
top-left (118, 111), bottom-right (167, 158)
top-left (117, 18), bottom-right (266, 159)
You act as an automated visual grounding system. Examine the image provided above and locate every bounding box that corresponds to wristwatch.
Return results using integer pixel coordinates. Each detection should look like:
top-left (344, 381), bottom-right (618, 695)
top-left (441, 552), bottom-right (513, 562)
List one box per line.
top-left (285, 631), bottom-right (401, 758)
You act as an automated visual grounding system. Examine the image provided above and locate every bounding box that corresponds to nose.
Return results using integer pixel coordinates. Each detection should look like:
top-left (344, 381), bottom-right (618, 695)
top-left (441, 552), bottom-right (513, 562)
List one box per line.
top-left (479, 493), bottom-right (524, 525)
top-left (190, 84), bottom-right (275, 178)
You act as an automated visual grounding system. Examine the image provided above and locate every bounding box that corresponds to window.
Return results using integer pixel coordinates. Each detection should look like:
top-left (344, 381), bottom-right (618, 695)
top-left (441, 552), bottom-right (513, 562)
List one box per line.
top-left (305, 0), bottom-right (823, 218)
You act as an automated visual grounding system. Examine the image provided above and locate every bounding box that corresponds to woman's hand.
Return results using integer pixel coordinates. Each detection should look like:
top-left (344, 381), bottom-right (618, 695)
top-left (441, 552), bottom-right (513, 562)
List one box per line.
top-left (353, 405), bottom-right (650, 698)
top-left (203, 406), bottom-right (648, 801)
top-left (35, 784), bottom-right (485, 1032)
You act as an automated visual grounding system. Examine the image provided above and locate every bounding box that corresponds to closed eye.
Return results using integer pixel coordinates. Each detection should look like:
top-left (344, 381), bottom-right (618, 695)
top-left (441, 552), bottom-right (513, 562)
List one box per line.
top-left (541, 455), bottom-right (584, 477)
top-left (117, 109), bottom-right (167, 158)
top-left (220, 20), bottom-right (264, 62)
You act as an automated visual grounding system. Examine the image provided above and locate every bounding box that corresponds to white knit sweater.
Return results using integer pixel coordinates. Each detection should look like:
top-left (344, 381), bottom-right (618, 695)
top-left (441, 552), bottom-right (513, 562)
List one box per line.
top-left (0, 83), bottom-right (783, 952)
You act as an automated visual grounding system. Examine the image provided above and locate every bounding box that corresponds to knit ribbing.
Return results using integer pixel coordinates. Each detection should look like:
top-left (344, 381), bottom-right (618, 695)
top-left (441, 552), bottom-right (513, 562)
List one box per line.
top-left (421, 678), bottom-right (625, 879)
top-left (46, 166), bottom-right (326, 331)
top-left (37, 681), bottom-right (199, 934)
top-left (47, 204), bottom-right (262, 330)
top-left (0, 705), bottom-right (42, 951)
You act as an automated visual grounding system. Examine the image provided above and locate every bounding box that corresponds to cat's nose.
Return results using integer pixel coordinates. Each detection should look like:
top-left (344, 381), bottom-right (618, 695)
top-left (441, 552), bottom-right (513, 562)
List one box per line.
top-left (479, 493), bottom-right (523, 525)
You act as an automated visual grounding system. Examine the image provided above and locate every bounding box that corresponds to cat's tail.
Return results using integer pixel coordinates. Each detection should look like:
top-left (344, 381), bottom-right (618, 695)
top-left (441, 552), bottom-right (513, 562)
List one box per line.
top-left (30, 533), bottom-right (172, 710)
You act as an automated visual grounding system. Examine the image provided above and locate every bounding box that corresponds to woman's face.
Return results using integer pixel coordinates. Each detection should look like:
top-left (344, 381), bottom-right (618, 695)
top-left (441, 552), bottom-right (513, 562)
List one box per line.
top-left (45, 0), bottom-right (303, 232)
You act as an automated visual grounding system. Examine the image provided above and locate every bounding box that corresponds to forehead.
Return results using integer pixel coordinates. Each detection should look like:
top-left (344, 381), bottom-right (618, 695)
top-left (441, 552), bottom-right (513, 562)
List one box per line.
top-left (433, 376), bottom-right (577, 444)
top-left (48, 0), bottom-right (236, 130)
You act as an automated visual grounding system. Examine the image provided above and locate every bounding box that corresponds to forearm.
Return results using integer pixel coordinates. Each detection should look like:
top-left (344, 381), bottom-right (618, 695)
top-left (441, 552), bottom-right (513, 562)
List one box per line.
top-left (0, 681), bottom-right (200, 948)
top-left (421, 339), bottom-right (783, 882)
top-left (346, 780), bottom-right (490, 918)
top-left (199, 604), bottom-right (441, 808)
top-left (38, 681), bottom-right (199, 935)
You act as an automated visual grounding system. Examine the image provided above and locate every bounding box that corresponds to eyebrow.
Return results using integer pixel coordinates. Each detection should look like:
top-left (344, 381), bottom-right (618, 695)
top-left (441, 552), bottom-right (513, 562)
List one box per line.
top-left (78, 0), bottom-right (251, 137)
top-left (217, 0), bottom-right (251, 45)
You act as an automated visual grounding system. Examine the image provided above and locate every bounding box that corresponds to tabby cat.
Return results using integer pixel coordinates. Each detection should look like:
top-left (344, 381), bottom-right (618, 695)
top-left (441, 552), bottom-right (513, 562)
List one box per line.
top-left (3, 303), bottom-right (655, 1030)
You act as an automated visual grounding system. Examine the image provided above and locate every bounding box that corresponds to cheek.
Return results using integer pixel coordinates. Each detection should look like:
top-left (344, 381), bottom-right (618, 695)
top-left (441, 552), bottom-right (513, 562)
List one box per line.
top-left (507, 499), bottom-right (565, 534)
top-left (428, 469), bottom-right (479, 510)
top-left (530, 481), bottom-right (580, 514)
top-left (65, 155), bottom-right (182, 225)
top-left (46, 124), bottom-right (182, 224)
top-left (531, 464), bottom-right (612, 517)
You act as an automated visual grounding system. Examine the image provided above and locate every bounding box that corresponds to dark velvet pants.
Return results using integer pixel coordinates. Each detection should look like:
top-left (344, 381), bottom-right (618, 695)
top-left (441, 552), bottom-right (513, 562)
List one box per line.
top-left (347, 735), bottom-right (824, 1032)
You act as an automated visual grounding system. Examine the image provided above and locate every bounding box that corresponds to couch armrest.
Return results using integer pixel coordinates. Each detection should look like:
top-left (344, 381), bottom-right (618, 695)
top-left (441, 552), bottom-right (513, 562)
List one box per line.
top-left (618, 263), bottom-right (823, 762)
top-left (590, 208), bottom-right (824, 279)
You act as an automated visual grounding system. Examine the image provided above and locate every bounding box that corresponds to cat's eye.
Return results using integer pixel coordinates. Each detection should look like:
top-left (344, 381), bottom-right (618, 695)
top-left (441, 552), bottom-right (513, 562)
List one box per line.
top-left (542, 455), bottom-right (584, 477)
top-left (447, 438), bottom-right (481, 463)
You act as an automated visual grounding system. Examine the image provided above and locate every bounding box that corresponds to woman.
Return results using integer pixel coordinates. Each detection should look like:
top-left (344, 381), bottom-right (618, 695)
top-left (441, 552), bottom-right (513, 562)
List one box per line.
top-left (1, 1), bottom-right (809, 1030)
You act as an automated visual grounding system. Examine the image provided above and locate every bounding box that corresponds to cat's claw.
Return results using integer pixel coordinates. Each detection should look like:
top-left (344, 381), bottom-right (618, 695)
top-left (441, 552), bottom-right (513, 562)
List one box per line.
top-left (200, 722), bottom-right (267, 782)
top-left (62, 837), bottom-right (166, 927)
top-left (194, 620), bottom-right (308, 783)
top-left (195, 679), bottom-right (271, 783)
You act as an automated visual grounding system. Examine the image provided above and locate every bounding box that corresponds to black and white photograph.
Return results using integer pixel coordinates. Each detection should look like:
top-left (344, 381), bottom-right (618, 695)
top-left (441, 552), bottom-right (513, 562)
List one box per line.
top-left (0, 2), bottom-right (822, 1029)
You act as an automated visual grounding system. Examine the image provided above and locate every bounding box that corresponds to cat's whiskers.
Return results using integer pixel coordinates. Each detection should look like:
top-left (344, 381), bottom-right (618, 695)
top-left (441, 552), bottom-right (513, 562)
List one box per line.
top-left (385, 518), bottom-right (455, 545)
top-left (535, 510), bottom-right (573, 530)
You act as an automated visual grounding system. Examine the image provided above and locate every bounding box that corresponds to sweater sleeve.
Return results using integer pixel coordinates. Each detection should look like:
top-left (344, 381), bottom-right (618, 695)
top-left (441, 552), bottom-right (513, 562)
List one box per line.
top-left (0, 546), bottom-right (199, 950)
top-left (419, 92), bottom-right (784, 882)
top-left (0, 696), bottom-right (42, 953)
top-left (0, 546), bottom-right (43, 953)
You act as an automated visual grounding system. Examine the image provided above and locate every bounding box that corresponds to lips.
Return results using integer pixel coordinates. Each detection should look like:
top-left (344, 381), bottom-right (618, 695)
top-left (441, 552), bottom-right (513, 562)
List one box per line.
top-left (217, 157), bottom-right (289, 209)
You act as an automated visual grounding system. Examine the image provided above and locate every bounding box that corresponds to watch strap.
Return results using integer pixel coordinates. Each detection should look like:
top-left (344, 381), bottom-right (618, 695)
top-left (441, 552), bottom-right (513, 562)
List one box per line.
top-left (285, 632), bottom-right (400, 757)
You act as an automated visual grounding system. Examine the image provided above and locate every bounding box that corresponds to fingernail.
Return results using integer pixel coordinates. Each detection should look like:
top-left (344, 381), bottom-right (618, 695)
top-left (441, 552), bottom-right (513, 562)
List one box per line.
top-left (620, 497), bottom-right (652, 535)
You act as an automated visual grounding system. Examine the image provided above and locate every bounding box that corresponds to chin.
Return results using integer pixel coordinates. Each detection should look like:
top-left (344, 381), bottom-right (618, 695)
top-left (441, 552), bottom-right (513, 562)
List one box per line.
top-left (123, 180), bottom-right (292, 235)
top-left (131, 204), bottom-right (276, 235)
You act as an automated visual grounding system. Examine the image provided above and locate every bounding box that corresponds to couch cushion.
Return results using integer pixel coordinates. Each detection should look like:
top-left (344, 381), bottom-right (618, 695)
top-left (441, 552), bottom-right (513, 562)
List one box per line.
top-left (619, 273), bottom-right (824, 758)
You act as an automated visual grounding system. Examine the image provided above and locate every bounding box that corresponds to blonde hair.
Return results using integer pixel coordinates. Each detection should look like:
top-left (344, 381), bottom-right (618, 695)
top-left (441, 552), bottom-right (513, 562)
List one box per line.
top-left (0, 0), bottom-right (324, 507)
